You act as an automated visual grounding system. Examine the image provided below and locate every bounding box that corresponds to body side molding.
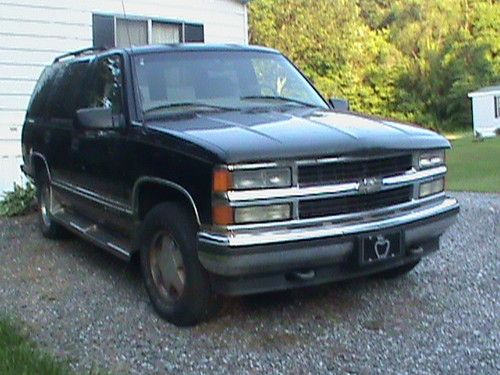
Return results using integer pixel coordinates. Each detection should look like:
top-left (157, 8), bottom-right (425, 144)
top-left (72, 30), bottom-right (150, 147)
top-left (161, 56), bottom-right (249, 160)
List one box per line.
top-left (51, 179), bottom-right (133, 215)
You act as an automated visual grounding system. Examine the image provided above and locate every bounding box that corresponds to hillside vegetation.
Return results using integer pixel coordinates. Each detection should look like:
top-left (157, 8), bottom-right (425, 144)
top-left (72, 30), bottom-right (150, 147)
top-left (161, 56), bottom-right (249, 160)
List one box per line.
top-left (249, 0), bottom-right (499, 132)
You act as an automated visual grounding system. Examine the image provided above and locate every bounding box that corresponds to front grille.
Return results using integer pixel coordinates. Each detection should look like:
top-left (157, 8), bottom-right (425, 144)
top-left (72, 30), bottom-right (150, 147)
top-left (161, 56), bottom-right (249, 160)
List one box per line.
top-left (299, 186), bottom-right (412, 219)
top-left (298, 154), bottom-right (413, 186)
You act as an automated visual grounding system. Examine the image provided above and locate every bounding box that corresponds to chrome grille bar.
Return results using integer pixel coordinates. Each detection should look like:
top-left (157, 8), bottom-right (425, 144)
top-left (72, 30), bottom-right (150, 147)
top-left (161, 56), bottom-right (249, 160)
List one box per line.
top-left (224, 166), bottom-right (446, 203)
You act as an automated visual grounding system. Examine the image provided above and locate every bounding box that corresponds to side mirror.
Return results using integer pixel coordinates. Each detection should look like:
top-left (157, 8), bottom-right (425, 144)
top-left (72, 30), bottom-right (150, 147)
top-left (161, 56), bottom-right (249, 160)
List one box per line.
top-left (76, 107), bottom-right (115, 129)
top-left (328, 98), bottom-right (350, 112)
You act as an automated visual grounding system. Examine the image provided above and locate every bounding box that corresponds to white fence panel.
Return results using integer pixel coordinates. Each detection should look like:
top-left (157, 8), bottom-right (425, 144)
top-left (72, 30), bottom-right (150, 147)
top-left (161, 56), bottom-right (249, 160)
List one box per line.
top-left (1, 19), bottom-right (92, 38)
top-left (0, 95), bottom-right (30, 111)
top-left (0, 50), bottom-right (61, 66)
top-left (0, 80), bottom-right (37, 95)
top-left (0, 156), bottom-right (24, 194)
top-left (0, 63), bottom-right (45, 81)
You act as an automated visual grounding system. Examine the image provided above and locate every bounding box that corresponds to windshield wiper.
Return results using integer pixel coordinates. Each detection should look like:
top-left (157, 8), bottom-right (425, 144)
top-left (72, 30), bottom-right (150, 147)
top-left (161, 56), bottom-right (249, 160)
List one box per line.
top-left (240, 95), bottom-right (322, 109)
top-left (144, 102), bottom-right (236, 114)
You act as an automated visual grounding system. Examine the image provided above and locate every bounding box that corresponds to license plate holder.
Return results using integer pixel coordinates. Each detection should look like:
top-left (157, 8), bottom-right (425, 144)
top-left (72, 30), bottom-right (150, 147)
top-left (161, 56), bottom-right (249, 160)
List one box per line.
top-left (360, 231), bottom-right (403, 265)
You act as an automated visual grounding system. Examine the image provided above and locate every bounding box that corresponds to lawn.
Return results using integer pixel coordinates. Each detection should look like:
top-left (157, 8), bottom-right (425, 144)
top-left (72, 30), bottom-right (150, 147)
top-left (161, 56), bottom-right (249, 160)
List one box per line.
top-left (0, 318), bottom-right (72, 375)
top-left (446, 134), bottom-right (500, 193)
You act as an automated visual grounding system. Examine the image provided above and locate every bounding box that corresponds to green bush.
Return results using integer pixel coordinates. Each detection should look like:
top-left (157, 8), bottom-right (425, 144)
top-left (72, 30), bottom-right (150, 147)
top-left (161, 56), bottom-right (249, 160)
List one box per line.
top-left (0, 182), bottom-right (36, 217)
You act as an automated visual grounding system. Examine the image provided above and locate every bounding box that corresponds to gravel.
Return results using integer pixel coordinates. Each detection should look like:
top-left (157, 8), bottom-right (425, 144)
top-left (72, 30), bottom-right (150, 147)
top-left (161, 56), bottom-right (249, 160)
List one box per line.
top-left (0, 191), bottom-right (498, 374)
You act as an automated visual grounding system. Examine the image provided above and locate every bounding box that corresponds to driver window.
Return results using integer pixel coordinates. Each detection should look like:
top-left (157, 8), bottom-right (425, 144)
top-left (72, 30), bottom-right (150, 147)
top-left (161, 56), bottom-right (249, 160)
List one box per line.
top-left (88, 56), bottom-right (123, 114)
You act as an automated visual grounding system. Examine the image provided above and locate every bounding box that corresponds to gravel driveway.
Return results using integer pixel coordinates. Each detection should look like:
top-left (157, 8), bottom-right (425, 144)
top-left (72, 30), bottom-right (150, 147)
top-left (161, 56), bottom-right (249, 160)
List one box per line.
top-left (0, 191), bottom-right (498, 375)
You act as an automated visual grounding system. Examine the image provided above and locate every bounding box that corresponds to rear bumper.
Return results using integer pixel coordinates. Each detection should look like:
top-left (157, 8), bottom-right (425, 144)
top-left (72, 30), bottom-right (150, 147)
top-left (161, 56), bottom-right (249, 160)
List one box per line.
top-left (197, 197), bottom-right (459, 295)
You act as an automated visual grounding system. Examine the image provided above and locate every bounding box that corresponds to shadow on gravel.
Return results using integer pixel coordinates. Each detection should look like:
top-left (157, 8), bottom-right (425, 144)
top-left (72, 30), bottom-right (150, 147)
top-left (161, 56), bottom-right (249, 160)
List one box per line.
top-left (63, 230), bottom-right (390, 328)
top-left (1, 213), bottom-right (412, 327)
top-left (79, 240), bottom-right (379, 316)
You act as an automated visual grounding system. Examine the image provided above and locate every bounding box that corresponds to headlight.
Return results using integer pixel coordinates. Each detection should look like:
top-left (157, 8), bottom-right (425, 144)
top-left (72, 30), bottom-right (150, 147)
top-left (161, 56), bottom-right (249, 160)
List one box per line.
top-left (419, 150), bottom-right (445, 169)
top-left (213, 204), bottom-right (291, 225)
top-left (419, 178), bottom-right (445, 198)
top-left (213, 167), bottom-right (292, 192)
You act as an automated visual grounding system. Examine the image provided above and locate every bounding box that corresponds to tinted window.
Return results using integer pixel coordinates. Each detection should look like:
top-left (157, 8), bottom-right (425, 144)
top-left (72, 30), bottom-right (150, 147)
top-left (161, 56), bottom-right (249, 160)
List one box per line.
top-left (86, 55), bottom-right (123, 114)
top-left (27, 65), bottom-right (59, 117)
top-left (46, 61), bottom-right (89, 119)
top-left (134, 51), bottom-right (328, 113)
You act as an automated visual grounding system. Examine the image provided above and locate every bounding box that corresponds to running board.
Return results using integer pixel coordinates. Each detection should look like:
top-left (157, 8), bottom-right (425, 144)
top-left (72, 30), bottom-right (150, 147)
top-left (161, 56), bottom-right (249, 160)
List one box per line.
top-left (52, 209), bottom-right (133, 261)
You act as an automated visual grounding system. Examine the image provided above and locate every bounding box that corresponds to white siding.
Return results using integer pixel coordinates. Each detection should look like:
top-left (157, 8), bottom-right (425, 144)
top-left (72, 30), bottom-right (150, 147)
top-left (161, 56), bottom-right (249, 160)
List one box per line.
top-left (0, 0), bottom-right (247, 193)
top-left (471, 95), bottom-right (500, 137)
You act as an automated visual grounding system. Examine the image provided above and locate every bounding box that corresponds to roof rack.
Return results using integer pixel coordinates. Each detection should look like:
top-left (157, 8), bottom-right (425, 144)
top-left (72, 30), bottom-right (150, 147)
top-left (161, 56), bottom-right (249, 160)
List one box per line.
top-left (53, 47), bottom-right (104, 63)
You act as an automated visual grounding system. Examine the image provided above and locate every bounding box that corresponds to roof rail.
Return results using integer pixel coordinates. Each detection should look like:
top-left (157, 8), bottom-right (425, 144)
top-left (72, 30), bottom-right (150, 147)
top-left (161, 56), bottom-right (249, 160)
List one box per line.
top-left (53, 47), bottom-right (104, 63)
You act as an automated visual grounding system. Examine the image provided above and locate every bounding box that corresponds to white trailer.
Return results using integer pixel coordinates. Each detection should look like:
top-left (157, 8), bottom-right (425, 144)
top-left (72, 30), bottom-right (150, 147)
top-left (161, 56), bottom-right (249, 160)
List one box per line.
top-left (468, 86), bottom-right (500, 138)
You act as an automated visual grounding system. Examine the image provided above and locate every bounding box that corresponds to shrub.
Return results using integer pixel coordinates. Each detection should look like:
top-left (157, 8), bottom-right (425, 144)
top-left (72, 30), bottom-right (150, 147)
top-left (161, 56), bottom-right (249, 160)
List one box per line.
top-left (0, 182), bottom-right (36, 217)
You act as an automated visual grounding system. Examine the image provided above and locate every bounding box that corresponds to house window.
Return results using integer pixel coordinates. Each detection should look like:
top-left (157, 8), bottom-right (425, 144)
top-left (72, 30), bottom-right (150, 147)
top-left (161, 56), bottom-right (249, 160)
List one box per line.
top-left (495, 96), bottom-right (500, 118)
top-left (184, 24), bottom-right (205, 43)
top-left (92, 13), bottom-right (203, 48)
top-left (116, 18), bottom-right (148, 47)
top-left (152, 22), bottom-right (181, 44)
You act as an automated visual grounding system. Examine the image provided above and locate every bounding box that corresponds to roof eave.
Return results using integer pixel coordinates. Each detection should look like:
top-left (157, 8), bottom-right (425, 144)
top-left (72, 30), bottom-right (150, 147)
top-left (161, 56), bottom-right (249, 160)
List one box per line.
top-left (468, 91), bottom-right (500, 98)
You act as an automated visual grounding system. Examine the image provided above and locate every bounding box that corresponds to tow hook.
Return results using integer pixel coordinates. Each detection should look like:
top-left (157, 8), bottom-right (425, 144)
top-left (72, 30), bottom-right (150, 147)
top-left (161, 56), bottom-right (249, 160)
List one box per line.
top-left (286, 269), bottom-right (316, 282)
top-left (409, 246), bottom-right (424, 256)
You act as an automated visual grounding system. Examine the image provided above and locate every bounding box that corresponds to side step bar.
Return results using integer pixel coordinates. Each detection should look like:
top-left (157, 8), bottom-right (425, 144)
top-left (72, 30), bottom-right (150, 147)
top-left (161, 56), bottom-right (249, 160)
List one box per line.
top-left (52, 209), bottom-right (133, 261)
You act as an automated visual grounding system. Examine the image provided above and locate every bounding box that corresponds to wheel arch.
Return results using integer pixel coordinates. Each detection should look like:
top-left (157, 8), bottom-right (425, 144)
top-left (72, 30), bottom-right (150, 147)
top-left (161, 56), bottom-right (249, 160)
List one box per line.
top-left (132, 177), bottom-right (201, 225)
top-left (31, 152), bottom-right (51, 182)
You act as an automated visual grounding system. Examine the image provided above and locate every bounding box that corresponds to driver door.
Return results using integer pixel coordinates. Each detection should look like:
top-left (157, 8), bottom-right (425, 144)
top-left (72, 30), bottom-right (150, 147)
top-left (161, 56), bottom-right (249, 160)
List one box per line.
top-left (71, 54), bottom-right (131, 227)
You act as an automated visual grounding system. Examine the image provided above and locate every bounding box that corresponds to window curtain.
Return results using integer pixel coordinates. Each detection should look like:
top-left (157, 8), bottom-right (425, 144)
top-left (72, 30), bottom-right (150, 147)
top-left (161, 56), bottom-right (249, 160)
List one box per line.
top-left (152, 22), bottom-right (181, 44)
top-left (116, 19), bottom-right (148, 47)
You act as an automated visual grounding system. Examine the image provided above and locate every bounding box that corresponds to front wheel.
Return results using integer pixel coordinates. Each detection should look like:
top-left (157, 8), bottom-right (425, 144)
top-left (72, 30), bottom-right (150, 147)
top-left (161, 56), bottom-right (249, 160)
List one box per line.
top-left (140, 202), bottom-right (220, 326)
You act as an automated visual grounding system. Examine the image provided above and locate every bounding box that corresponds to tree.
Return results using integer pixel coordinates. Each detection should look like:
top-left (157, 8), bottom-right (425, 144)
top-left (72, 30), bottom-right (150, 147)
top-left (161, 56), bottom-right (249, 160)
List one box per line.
top-left (249, 0), bottom-right (500, 132)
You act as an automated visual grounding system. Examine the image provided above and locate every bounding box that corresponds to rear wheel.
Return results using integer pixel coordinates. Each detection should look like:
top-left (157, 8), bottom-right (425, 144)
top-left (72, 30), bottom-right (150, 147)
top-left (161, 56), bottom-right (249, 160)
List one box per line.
top-left (140, 202), bottom-right (220, 326)
top-left (376, 259), bottom-right (420, 279)
top-left (36, 178), bottom-right (67, 239)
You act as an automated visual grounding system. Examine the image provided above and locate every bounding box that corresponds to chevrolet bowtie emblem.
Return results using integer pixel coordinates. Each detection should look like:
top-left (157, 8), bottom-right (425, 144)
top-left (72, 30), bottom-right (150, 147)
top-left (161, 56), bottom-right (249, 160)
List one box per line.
top-left (358, 177), bottom-right (382, 194)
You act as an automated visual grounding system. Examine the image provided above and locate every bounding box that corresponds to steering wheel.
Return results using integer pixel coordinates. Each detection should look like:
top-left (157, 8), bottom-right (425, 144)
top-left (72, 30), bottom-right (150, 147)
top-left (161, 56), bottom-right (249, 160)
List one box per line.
top-left (260, 84), bottom-right (278, 96)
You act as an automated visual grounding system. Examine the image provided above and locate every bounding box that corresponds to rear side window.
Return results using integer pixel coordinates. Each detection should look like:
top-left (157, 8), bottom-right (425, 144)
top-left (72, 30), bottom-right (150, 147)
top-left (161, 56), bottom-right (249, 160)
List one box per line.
top-left (27, 65), bottom-right (59, 117)
top-left (46, 61), bottom-right (90, 119)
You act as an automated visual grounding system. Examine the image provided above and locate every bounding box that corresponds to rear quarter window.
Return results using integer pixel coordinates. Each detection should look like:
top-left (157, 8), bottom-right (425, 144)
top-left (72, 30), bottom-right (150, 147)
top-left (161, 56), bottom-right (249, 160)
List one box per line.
top-left (26, 65), bottom-right (59, 117)
top-left (45, 61), bottom-right (90, 119)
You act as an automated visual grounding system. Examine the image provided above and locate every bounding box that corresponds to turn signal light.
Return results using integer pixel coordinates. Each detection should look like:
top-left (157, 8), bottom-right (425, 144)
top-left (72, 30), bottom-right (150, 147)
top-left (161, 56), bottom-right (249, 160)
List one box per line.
top-left (213, 169), bottom-right (233, 193)
top-left (212, 205), bottom-right (234, 225)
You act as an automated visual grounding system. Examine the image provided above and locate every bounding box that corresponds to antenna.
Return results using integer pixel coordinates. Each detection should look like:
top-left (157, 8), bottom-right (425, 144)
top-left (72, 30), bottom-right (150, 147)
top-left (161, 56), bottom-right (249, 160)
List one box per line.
top-left (121, 0), bottom-right (133, 48)
top-left (120, 0), bottom-right (146, 121)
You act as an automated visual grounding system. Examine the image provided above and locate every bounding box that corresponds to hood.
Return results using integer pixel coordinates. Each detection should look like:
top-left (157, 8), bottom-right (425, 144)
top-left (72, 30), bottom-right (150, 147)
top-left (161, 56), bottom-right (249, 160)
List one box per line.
top-left (146, 110), bottom-right (450, 163)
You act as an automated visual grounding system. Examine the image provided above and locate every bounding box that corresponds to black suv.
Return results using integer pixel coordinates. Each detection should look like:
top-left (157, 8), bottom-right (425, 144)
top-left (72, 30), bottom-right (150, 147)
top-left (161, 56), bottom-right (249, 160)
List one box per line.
top-left (21, 44), bottom-right (459, 326)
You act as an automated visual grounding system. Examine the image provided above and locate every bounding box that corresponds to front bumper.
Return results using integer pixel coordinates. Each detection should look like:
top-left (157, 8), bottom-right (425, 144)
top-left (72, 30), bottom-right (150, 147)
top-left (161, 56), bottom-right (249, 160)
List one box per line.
top-left (198, 197), bottom-right (459, 295)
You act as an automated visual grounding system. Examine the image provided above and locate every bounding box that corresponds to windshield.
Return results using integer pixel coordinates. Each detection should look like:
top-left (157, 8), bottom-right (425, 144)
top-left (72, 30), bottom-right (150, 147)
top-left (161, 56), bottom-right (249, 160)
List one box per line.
top-left (133, 50), bottom-right (329, 115)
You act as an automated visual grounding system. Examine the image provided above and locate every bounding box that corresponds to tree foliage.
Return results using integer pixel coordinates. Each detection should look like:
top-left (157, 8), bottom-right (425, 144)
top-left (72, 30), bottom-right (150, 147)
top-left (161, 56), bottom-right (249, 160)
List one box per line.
top-left (249, 0), bottom-right (499, 131)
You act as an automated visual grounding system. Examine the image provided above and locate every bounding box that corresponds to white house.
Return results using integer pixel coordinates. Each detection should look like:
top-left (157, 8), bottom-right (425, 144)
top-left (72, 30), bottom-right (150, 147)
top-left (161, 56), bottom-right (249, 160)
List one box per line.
top-left (468, 85), bottom-right (500, 138)
top-left (0, 0), bottom-right (250, 194)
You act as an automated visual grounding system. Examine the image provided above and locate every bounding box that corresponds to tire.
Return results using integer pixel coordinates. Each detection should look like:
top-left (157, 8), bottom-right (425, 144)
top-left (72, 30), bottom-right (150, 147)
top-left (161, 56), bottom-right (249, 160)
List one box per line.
top-left (139, 202), bottom-right (220, 326)
top-left (375, 259), bottom-right (420, 279)
top-left (35, 177), bottom-right (67, 239)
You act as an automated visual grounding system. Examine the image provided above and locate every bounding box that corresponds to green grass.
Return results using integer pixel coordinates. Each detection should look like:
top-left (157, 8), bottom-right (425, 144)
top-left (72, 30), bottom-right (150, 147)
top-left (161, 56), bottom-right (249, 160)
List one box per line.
top-left (0, 318), bottom-right (73, 375)
top-left (446, 135), bottom-right (500, 193)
